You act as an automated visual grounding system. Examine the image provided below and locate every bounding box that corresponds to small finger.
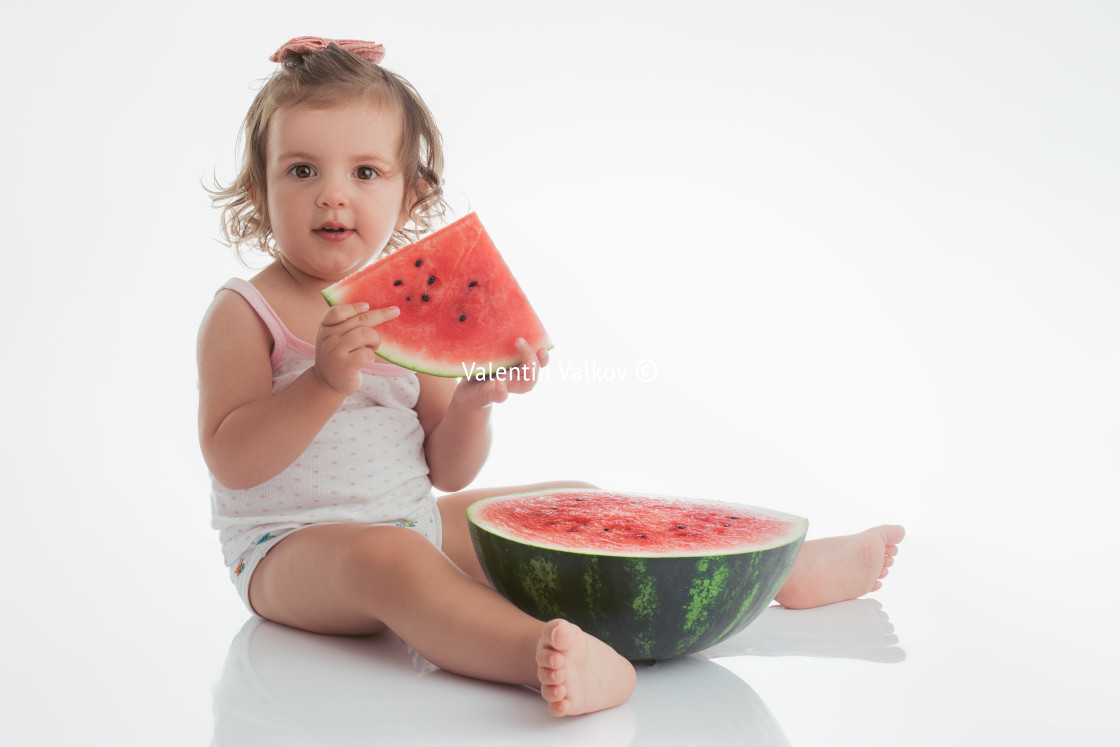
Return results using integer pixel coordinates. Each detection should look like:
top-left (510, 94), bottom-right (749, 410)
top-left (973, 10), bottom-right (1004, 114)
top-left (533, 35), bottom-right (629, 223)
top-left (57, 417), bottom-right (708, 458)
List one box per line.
top-left (343, 327), bottom-right (380, 353)
top-left (358, 305), bottom-right (400, 327)
top-left (351, 345), bottom-right (377, 366)
top-left (322, 302), bottom-right (370, 326)
top-left (515, 337), bottom-right (541, 368)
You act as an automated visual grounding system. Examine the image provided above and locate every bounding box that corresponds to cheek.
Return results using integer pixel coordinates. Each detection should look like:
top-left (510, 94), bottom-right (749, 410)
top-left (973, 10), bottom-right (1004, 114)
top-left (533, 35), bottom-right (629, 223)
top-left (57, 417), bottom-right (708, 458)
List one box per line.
top-left (267, 184), bottom-right (300, 219)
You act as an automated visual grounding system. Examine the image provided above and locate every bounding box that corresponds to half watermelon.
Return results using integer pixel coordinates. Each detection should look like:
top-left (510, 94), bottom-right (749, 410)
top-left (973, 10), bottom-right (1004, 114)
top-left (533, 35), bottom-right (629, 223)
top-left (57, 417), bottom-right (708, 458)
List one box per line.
top-left (322, 213), bottom-right (551, 377)
top-left (467, 489), bottom-right (808, 661)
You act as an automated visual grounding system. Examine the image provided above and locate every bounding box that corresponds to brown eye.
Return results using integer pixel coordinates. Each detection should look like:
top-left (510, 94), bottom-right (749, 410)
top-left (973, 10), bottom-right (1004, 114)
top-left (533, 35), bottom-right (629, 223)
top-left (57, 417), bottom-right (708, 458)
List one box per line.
top-left (288, 164), bottom-right (315, 179)
top-left (354, 166), bottom-right (378, 180)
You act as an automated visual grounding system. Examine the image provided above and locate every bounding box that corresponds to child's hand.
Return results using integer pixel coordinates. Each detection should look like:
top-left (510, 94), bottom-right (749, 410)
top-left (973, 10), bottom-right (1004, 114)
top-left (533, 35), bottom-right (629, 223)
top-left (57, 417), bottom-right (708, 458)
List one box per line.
top-left (313, 303), bottom-right (399, 395)
top-left (453, 337), bottom-right (549, 409)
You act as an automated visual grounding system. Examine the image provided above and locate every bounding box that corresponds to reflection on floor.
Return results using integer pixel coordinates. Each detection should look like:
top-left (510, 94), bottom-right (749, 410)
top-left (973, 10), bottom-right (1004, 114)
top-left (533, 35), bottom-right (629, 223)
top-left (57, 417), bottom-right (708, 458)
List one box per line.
top-left (213, 600), bottom-right (903, 746)
top-left (700, 599), bottom-right (904, 662)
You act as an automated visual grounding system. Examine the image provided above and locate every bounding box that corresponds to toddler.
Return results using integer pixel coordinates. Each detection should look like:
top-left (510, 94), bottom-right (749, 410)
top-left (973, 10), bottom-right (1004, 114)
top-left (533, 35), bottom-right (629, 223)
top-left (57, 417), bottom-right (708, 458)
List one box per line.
top-left (199, 36), bottom-right (904, 717)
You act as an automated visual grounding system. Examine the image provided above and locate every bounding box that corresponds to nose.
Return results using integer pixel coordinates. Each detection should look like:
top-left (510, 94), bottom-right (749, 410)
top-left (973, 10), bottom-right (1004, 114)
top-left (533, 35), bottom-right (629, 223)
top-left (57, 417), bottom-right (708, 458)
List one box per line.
top-left (317, 173), bottom-right (349, 208)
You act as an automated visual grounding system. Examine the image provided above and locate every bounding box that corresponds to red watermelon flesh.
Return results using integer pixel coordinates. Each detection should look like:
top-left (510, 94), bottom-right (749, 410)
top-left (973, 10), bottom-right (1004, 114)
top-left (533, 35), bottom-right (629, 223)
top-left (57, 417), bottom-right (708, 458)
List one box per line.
top-left (322, 213), bottom-right (551, 377)
top-left (469, 490), bottom-right (806, 557)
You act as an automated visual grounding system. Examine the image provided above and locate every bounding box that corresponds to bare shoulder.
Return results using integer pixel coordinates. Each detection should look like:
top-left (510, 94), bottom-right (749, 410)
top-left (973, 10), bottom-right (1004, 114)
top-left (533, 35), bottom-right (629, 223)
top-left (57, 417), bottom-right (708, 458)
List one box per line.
top-left (197, 263), bottom-right (298, 355)
top-left (197, 284), bottom-right (271, 359)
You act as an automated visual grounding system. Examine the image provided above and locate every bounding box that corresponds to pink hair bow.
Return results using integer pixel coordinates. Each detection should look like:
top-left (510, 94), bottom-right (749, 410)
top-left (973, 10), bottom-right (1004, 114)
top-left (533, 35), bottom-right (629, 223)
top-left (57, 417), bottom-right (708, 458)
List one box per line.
top-left (270, 36), bottom-right (386, 64)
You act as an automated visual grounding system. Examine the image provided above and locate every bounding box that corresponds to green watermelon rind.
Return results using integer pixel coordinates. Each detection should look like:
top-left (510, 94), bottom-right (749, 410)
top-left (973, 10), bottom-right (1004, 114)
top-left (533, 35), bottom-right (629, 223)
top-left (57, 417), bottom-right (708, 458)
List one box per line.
top-left (370, 338), bottom-right (556, 379)
top-left (467, 490), bottom-right (808, 661)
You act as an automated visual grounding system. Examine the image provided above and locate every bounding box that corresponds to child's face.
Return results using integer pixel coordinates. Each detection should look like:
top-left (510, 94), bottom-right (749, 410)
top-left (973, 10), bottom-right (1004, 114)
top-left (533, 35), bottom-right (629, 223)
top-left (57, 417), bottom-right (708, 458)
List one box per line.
top-left (263, 99), bottom-right (408, 283)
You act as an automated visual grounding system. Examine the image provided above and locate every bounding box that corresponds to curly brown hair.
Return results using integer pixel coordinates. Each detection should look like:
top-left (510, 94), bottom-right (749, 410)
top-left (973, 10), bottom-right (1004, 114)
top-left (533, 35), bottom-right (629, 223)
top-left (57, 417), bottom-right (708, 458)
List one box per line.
top-left (209, 43), bottom-right (447, 263)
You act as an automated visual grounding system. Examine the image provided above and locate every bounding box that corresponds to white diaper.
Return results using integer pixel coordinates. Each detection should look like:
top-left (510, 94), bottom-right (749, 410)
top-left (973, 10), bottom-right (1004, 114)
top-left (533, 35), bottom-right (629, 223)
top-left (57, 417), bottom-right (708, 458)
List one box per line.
top-left (231, 505), bottom-right (444, 614)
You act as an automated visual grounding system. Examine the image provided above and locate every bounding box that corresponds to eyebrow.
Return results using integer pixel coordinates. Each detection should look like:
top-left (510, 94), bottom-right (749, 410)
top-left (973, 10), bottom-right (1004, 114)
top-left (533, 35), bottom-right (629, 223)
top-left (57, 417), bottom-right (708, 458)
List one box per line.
top-left (275, 151), bottom-right (395, 165)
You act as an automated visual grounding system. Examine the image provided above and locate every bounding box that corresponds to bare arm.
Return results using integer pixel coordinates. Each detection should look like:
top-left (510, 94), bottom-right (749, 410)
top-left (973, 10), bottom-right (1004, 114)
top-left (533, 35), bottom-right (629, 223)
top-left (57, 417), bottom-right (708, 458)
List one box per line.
top-left (416, 375), bottom-right (493, 493)
top-left (197, 290), bottom-right (396, 489)
top-left (417, 339), bottom-right (548, 493)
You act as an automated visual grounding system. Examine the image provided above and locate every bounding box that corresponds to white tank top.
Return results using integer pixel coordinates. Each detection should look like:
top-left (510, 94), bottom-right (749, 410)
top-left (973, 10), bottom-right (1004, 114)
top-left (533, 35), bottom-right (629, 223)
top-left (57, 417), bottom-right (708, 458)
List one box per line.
top-left (209, 278), bottom-right (435, 570)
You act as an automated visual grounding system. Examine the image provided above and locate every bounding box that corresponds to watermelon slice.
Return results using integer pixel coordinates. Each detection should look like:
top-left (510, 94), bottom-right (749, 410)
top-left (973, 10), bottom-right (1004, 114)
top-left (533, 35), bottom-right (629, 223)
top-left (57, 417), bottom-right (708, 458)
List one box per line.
top-left (322, 213), bottom-right (551, 377)
top-left (467, 489), bottom-right (808, 660)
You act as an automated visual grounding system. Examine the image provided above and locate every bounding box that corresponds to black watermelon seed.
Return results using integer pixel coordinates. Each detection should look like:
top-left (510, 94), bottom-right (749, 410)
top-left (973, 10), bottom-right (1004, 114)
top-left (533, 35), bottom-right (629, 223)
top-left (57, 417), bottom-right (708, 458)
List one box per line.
top-left (421, 294), bottom-right (430, 302)
top-left (730, 516), bottom-right (739, 520)
top-left (427, 275), bottom-right (436, 285)
top-left (603, 527), bottom-right (612, 532)
top-left (414, 259), bottom-right (423, 267)
top-left (393, 279), bottom-right (403, 286)
top-left (468, 280), bottom-right (478, 287)
top-left (676, 525), bottom-right (686, 530)
top-left (636, 534), bottom-right (646, 539)
top-left (459, 314), bottom-right (467, 322)
top-left (568, 528), bottom-right (579, 532)
top-left (406, 295), bottom-right (412, 301)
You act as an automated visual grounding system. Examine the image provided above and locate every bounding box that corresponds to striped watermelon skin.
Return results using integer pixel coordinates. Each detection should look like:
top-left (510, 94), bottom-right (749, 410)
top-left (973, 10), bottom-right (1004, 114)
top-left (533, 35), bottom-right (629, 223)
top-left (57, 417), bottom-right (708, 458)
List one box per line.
top-left (467, 491), bottom-right (806, 661)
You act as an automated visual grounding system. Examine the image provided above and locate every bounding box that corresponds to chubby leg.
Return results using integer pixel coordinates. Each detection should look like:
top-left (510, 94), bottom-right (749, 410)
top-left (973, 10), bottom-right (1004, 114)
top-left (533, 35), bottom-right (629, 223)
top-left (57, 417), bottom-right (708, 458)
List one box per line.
top-left (248, 522), bottom-right (634, 716)
top-left (775, 525), bottom-right (906, 609)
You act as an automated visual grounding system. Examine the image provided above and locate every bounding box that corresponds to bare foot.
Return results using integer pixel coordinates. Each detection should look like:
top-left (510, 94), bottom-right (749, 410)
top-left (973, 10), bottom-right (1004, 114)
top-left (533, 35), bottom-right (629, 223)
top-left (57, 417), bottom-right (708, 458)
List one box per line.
top-left (775, 525), bottom-right (905, 610)
top-left (536, 620), bottom-right (636, 717)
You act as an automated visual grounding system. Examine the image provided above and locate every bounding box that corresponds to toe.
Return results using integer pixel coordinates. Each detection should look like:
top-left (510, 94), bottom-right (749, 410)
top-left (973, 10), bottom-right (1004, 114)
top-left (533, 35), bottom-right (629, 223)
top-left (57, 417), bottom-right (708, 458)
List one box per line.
top-left (538, 666), bottom-right (562, 685)
top-left (549, 620), bottom-right (579, 651)
top-left (537, 647), bottom-right (559, 668)
top-left (541, 683), bottom-right (566, 703)
top-left (883, 525), bottom-right (906, 544)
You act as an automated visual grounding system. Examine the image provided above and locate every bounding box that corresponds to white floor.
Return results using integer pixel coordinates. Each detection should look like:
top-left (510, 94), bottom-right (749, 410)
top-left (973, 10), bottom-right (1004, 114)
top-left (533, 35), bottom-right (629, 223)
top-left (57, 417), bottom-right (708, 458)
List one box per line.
top-left (5, 515), bottom-right (1116, 745)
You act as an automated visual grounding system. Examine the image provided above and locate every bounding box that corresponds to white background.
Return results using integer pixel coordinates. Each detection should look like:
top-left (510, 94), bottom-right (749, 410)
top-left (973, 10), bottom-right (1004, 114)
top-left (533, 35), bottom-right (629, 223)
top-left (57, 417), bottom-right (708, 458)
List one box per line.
top-left (2, 1), bottom-right (1117, 744)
